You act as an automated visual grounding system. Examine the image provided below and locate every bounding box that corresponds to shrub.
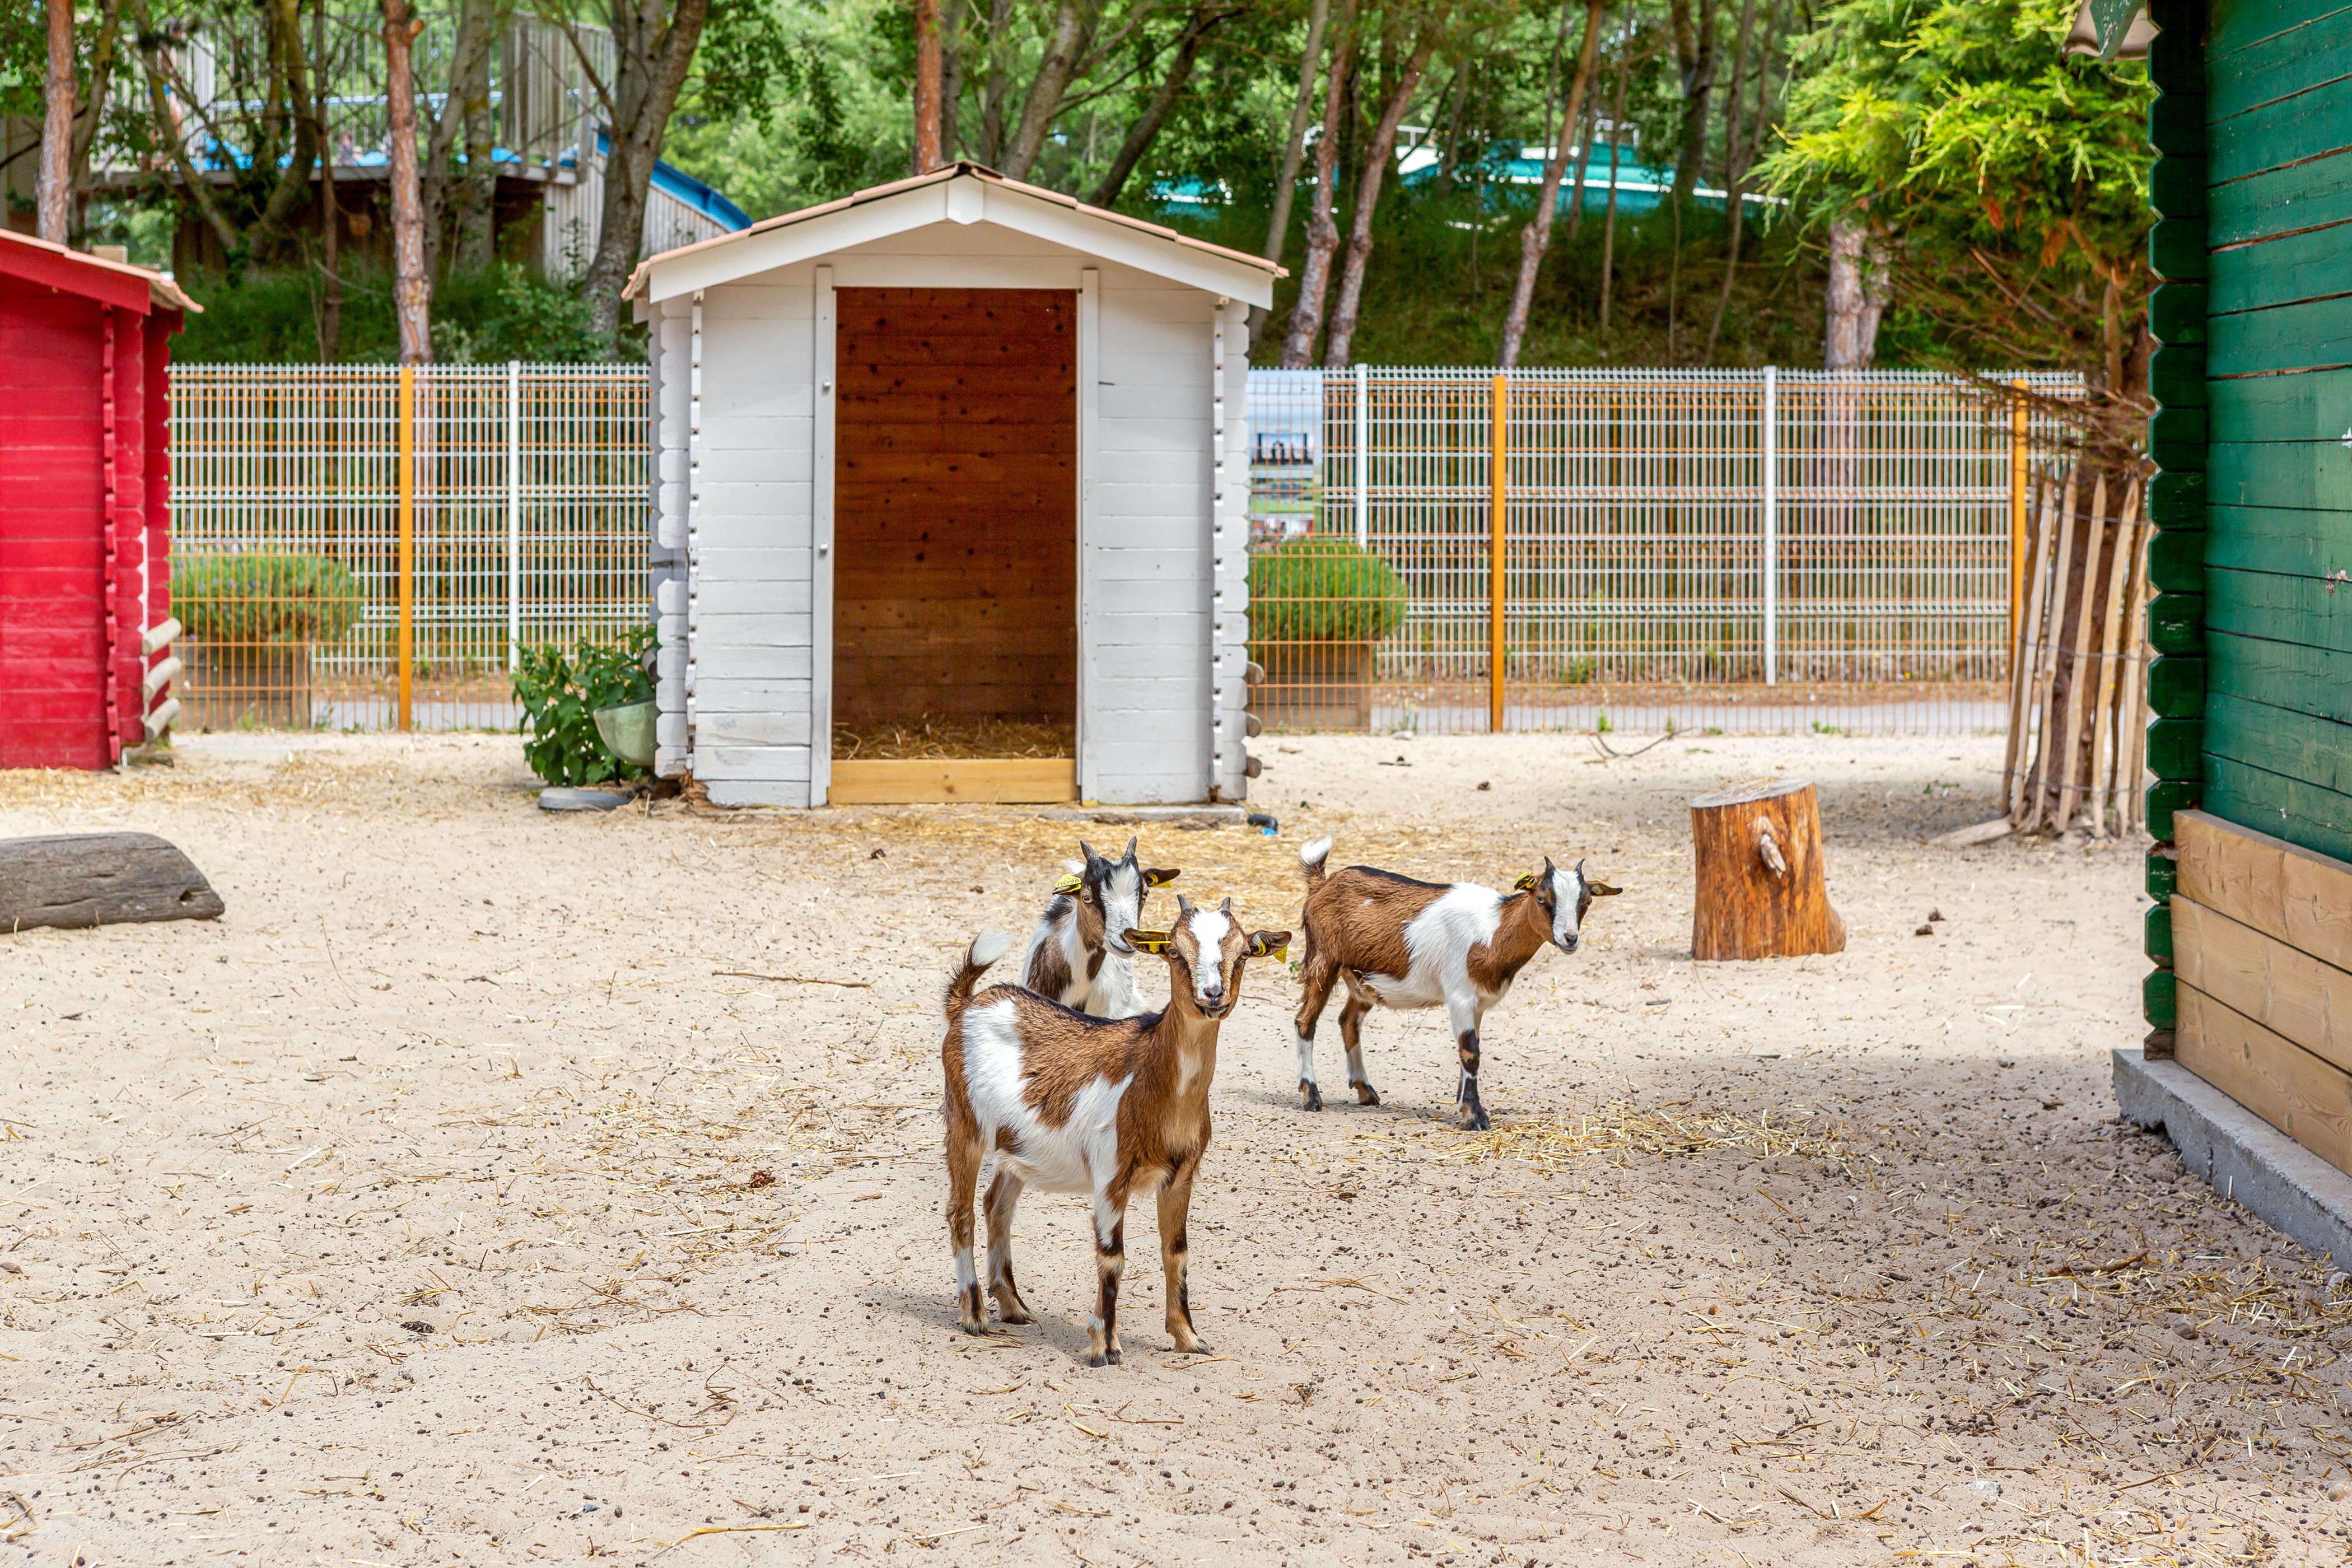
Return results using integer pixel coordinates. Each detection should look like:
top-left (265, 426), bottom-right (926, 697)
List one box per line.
top-left (1247, 538), bottom-right (1410, 645)
top-left (512, 626), bottom-right (658, 786)
top-left (171, 552), bottom-right (364, 645)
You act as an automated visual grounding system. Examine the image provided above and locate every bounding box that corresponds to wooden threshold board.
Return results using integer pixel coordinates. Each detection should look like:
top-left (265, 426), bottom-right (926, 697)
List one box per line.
top-left (828, 758), bottom-right (1077, 805)
top-left (2176, 983), bottom-right (2352, 1177)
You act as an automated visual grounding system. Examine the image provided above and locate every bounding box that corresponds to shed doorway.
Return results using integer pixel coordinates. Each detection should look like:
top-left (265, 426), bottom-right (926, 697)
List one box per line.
top-left (828, 286), bottom-right (1079, 803)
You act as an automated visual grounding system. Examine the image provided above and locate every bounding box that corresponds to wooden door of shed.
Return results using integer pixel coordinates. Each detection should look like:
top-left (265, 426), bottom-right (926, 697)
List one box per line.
top-left (830, 287), bottom-right (1077, 802)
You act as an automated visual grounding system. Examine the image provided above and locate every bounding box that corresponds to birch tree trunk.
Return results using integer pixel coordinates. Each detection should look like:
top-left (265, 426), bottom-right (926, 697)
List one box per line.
top-left (1497, 0), bottom-right (1606, 368)
top-left (576, 0), bottom-right (713, 346)
top-left (384, 0), bottom-right (432, 363)
top-left (1280, 14), bottom-right (1354, 368)
top-left (1322, 29), bottom-right (1440, 368)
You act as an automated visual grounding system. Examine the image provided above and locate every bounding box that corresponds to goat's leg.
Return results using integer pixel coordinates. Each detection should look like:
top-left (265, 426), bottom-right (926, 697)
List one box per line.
top-left (1337, 976), bottom-right (1380, 1105)
top-left (945, 1135), bottom-right (986, 1333)
top-left (1447, 993), bottom-right (1491, 1132)
top-left (1157, 1158), bottom-right (1210, 1354)
top-left (1291, 955), bottom-right (1340, 1112)
top-left (982, 1167), bottom-right (1033, 1324)
top-left (1086, 1181), bottom-right (1130, 1368)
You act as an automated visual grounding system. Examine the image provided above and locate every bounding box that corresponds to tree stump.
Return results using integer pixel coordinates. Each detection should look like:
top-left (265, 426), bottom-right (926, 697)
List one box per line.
top-left (1690, 780), bottom-right (1845, 960)
top-left (0, 833), bottom-right (225, 932)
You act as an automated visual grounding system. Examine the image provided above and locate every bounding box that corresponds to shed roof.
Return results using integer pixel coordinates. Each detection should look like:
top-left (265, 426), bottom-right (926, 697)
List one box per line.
top-left (626, 161), bottom-right (1283, 307)
top-left (0, 230), bottom-right (201, 315)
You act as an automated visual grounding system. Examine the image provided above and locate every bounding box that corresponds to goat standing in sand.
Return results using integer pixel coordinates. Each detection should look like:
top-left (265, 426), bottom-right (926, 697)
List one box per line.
top-left (1290, 836), bottom-right (1620, 1130)
top-left (1020, 837), bottom-right (1179, 1018)
top-left (941, 897), bottom-right (1289, 1366)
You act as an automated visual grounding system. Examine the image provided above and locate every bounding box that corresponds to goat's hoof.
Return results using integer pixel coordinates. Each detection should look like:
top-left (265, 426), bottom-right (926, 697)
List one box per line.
top-left (1174, 1338), bottom-right (1212, 1355)
top-left (1088, 1352), bottom-right (1108, 1368)
top-left (996, 1304), bottom-right (1035, 1326)
top-left (1459, 1109), bottom-right (1491, 1132)
top-left (1300, 1081), bottom-right (1324, 1112)
top-left (1354, 1083), bottom-right (1382, 1106)
top-left (958, 1318), bottom-right (988, 1336)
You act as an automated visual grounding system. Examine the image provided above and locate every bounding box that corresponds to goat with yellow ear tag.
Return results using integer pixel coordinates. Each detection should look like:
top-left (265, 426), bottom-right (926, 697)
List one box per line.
top-left (1287, 838), bottom-right (1626, 1130)
top-left (1019, 837), bottom-right (1182, 1019)
top-left (939, 897), bottom-right (1291, 1368)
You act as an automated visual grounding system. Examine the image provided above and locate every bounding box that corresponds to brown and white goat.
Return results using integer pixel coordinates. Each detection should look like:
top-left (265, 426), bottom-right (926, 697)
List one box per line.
top-left (1020, 837), bottom-right (1179, 1018)
top-left (941, 898), bottom-right (1289, 1366)
top-left (1290, 835), bottom-right (1621, 1130)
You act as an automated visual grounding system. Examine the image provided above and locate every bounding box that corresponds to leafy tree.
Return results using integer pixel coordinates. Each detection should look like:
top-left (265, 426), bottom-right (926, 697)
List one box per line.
top-left (1760, 0), bottom-right (2153, 404)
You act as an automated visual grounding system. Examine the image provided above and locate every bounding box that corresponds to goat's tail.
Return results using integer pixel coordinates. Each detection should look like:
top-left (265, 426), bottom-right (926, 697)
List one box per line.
top-left (1299, 835), bottom-right (1334, 891)
top-left (945, 929), bottom-right (1014, 1023)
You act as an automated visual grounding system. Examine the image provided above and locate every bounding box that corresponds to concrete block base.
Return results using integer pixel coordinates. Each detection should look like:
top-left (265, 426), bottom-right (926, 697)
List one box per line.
top-left (2113, 1047), bottom-right (2352, 1268)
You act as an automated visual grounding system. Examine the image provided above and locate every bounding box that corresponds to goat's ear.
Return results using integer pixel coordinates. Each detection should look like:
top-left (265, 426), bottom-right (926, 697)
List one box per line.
top-left (1052, 872), bottom-right (1084, 894)
top-left (1513, 872), bottom-right (1539, 893)
top-left (1143, 867), bottom-right (1180, 887)
top-left (1248, 930), bottom-right (1292, 960)
top-left (1588, 880), bottom-right (1624, 897)
top-left (1125, 928), bottom-right (1172, 954)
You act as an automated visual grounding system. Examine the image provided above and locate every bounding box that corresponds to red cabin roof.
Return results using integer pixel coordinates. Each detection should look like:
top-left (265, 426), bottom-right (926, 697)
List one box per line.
top-left (0, 230), bottom-right (202, 316)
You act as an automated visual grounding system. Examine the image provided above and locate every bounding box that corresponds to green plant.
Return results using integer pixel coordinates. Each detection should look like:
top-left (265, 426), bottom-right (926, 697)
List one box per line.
top-left (171, 552), bottom-right (363, 645)
top-left (512, 627), bottom-right (658, 786)
top-left (1247, 538), bottom-right (1410, 645)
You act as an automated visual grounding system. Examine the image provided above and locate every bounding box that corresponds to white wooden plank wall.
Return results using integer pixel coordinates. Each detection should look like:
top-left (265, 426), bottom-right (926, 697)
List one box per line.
top-left (646, 228), bottom-right (1231, 806)
top-left (649, 298), bottom-right (692, 776)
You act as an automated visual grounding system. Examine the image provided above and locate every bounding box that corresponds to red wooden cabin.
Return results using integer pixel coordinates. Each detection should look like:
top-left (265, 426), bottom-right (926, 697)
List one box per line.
top-left (0, 232), bottom-right (198, 769)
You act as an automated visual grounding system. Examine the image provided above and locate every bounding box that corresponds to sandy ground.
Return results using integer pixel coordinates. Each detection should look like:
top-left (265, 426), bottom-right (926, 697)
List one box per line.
top-left (3, 730), bottom-right (2350, 1567)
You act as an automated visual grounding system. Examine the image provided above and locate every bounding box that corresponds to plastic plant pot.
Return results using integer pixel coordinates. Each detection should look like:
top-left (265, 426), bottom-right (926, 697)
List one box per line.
top-left (592, 699), bottom-right (658, 769)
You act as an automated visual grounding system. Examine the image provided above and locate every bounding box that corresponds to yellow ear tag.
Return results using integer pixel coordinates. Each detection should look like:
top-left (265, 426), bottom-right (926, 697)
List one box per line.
top-left (1144, 869), bottom-right (1179, 887)
top-left (1513, 873), bottom-right (1539, 893)
top-left (1590, 881), bottom-right (1624, 897)
top-left (1128, 929), bottom-right (1172, 954)
top-left (1053, 873), bottom-right (1084, 894)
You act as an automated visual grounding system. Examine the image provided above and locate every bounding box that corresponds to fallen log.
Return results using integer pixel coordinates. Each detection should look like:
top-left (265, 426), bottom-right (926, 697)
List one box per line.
top-left (0, 833), bottom-right (225, 932)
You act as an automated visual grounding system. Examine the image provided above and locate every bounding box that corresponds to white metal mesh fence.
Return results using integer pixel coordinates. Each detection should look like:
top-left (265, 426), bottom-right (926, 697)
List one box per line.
top-left (1247, 367), bottom-right (2081, 735)
top-left (169, 363), bottom-right (647, 732)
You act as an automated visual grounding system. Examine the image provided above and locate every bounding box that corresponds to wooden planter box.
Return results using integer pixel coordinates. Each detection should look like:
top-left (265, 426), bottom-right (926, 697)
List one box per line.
top-left (180, 642), bottom-right (315, 731)
top-left (1252, 641), bottom-right (1375, 731)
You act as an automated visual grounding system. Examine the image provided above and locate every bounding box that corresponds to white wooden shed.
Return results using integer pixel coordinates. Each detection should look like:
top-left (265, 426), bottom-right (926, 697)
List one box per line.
top-left (624, 162), bottom-right (1281, 809)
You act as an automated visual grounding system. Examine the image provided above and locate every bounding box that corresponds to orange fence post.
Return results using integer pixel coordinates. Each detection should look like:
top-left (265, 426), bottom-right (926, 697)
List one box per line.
top-left (397, 364), bottom-right (416, 732)
top-left (1489, 373), bottom-right (1507, 735)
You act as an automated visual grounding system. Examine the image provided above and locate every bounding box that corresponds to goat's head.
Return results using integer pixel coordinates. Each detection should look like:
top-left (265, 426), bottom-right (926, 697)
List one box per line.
top-left (1514, 858), bottom-right (1623, 954)
top-left (1127, 895), bottom-right (1289, 1021)
top-left (1057, 837), bottom-right (1179, 957)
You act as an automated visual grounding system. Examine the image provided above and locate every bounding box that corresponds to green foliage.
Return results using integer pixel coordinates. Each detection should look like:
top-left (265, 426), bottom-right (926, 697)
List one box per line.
top-left (1248, 539), bottom-right (1409, 644)
top-left (512, 626), bottom-right (659, 787)
top-left (1759, 0), bottom-right (2154, 387)
top-left (171, 553), bottom-right (364, 645)
top-left (172, 263), bottom-right (618, 365)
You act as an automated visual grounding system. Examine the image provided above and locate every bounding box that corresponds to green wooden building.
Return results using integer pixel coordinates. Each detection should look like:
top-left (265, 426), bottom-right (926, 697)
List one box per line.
top-left (2101, 0), bottom-right (2352, 1208)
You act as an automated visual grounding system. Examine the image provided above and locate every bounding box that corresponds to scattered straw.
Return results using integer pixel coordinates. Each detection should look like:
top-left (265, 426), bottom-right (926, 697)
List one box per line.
top-left (1436, 1100), bottom-right (1859, 1175)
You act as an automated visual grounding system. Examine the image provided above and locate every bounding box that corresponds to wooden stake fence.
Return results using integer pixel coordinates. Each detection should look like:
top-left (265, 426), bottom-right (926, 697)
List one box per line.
top-left (2002, 458), bottom-right (2152, 835)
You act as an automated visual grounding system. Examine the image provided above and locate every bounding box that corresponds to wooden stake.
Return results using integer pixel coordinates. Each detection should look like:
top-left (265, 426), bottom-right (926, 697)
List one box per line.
top-left (2086, 476), bottom-right (2140, 836)
top-left (1999, 469), bottom-right (2048, 815)
top-left (2052, 470), bottom-right (2109, 834)
top-left (2015, 462), bottom-right (2078, 831)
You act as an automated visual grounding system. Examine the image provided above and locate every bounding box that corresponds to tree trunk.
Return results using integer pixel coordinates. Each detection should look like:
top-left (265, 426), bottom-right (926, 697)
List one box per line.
top-left (939, 0), bottom-right (966, 158)
top-left (1668, 0), bottom-right (1718, 209)
top-left (65, 0), bottom-right (127, 248)
top-left (1823, 218), bottom-right (1882, 369)
top-left (1595, 17), bottom-right (1631, 336)
top-left (1279, 15), bottom-right (1354, 368)
top-left (39, 0), bottom-right (76, 244)
top-left (0, 833), bottom-right (225, 931)
top-left (979, 0), bottom-right (1014, 164)
top-left (1320, 27), bottom-right (1438, 368)
top-left (1690, 780), bottom-right (1845, 960)
top-left (1261, 0), bottom-right (1331, 266)
top-left (1089, 4), bottom-right (1223, 207)
top-left (1497, 0), bottom-right (1606, 368)
top-left (1699, 0), bottom-right (1761, 361)
top-left (577, 0), bottom-right (714, 346)
top-left (1000, 0), bottom-right (1092, 181)
top-left (423, 0), bottom-right (501, 277)
top-left (1565, 83), bottom-right (1596, 241)
top-left (914, 0), bottom-right (945, 171)
top-left (385, 0), bottom-right (432, 363)
top-left (314, 0), bottom-right (343, 358)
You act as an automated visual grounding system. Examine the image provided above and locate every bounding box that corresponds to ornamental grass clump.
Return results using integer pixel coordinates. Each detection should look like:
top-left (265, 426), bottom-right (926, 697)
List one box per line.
top-left (512, 625), bottom-right (657, 786)
top-left (171, 552), bottom-right (364, 645)
top-left (1246, 538), bottom-right (1410, 645)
